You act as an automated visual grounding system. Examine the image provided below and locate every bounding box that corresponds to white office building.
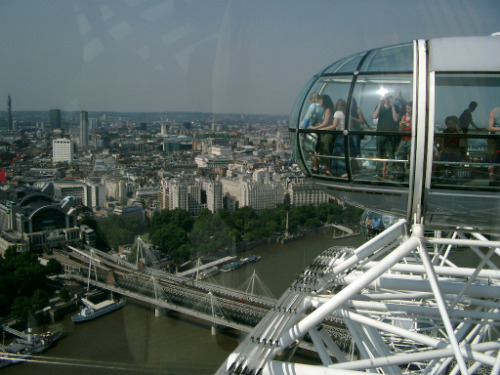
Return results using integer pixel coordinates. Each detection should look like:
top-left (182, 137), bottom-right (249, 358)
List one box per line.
top-left (89, 117), bottom-right (98, 131)
top-left (158, 174), bottom-right (326, 216)
top-left (105, 178), bottom-right (128, 203)
top-left (287, 178), bottom-right (330, 206)
top-left (220, 172), bottom-right (285, 211)
top-left (84, 182), bottom-right (106, 209)
top-left (202, 180), bottom-right (223, 213)
top-left (161, 178), bottom-right (202, 216)
top-left (52, 138), bottom-right (73, 164)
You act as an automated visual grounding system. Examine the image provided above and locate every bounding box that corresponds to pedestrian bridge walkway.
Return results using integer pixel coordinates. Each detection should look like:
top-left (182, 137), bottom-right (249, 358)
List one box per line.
top-left (329, 223), bottom-right (353, 234)
top-left (176, 256), bottom-right (236, 277)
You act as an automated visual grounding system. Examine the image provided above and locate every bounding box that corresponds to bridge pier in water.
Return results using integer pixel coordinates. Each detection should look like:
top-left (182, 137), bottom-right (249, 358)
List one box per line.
top-left (211, 323), bottom-right (222, 336)
top-left (155, 306), bottom-right (167, 317)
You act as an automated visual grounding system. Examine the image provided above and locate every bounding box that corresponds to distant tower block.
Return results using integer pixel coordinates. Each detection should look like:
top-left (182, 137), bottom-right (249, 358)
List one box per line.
top-left (89, 118), bottom-right (98, 131)
top-left (49, 109), bottom-right (61, 129)
top-left (80, 110), bottom-right (89, 147)
top-left (161, 123), bottom-right (167, 136)
top-left (7, 95), bottom-right (13, 131)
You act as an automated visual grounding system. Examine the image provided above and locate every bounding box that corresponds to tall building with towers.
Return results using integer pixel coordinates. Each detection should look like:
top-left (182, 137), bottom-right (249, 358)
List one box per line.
top-left (79, 110), bottom-right (89, 148)
top-left (49, 109), bottom-right (61, 129)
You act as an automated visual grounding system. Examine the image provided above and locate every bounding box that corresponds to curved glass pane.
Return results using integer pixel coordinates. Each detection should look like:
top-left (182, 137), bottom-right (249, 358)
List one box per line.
top-left (360, 43), bottom-right (413, 73)
top-left (323, 43), bottom-right (412, 75)
top-left (290, 75), bottom-right (319, 173)
top-left (295, 71), bottom-right (414, 183)
top-left (323, 51), bottom-right (367, 74)
top-left (289, 75), bottom-right (317, 130)
top-left (297, 76), bottom-right (352, 177)
top-left (348, 73), bottom-right (413, 182)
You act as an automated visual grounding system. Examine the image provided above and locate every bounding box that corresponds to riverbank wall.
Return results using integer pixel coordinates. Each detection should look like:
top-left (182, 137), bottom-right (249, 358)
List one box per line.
top-left (235, 224), bottom-right (360, 252)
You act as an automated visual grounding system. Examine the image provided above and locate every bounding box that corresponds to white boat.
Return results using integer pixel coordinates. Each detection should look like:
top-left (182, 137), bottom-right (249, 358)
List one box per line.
top-left (72, 297), bottom-right (127, 323)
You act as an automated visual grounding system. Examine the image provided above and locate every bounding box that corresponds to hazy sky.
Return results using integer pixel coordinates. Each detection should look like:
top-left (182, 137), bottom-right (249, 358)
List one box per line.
top-left (1, 0), bottom-right (499, 115)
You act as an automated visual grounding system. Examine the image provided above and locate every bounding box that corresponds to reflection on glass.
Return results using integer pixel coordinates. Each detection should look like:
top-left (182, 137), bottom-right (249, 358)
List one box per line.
top-left (432, 133), bottom-right (500, 188)
top-left (432, 73), bottom-right (500, 189)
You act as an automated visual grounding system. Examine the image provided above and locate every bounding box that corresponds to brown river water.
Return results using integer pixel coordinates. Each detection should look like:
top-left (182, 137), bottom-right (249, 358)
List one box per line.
top-left (3, 231), bottom-right (364, 375)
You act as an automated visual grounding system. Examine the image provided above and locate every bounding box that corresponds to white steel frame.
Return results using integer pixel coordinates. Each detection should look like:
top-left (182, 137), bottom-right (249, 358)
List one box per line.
top-left (217, 219), bottom-right (500, 375)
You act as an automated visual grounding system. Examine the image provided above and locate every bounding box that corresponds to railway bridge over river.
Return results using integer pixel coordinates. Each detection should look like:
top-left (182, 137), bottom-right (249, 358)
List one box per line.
top-left (61, 245), bottom-right (351, 346)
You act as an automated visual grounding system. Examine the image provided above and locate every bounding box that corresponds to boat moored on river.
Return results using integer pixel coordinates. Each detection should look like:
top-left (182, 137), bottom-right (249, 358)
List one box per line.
top-left (220, 255), bottom-right (261, 272)
top-left (16, 329), bottom-right (64, 354)
top-left (220, 261), bottom-right (242, 272)
top-left (248, 255), bottom-right (261, 263)
top-left (1, 326), bottom-right (65, 367)
top-left (72, 297), bottom-right (127, 324)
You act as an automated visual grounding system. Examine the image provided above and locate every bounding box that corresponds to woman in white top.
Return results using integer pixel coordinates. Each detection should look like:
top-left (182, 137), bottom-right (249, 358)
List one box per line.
top-left (319, 98), bottom-right (345, 131)
top-left (330, 99), bottom-right (347, 177)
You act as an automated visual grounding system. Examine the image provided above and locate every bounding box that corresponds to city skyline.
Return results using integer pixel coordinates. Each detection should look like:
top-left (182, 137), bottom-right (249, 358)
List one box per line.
top-left (1, 0), bottom-right (499, 115)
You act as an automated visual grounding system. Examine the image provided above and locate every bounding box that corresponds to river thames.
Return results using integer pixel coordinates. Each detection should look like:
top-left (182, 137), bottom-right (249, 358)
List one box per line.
top-left (3, 230), bottom-right (364, 375)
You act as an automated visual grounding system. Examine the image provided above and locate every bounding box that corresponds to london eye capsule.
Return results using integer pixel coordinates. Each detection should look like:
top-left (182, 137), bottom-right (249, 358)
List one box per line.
top-left (289, 36), bottom-right (500, 233)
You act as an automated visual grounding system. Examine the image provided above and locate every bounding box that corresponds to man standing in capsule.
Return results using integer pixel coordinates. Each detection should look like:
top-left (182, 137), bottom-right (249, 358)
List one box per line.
top-left (458, 101), bottom-right (480, 157)
top-left (459, 101), bottom-right (480, 133)
top-left (372, 92), bottom-right (400, 178)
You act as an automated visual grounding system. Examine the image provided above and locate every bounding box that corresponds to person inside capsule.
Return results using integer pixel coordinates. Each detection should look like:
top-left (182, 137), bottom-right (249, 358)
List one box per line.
top-left (331, 98), bottom-right (347, 178)
top-left (372, 91), bottom-right (400, 179)
top-left (349, 97), bottom-right (372, 176)
top-left (434, 115), bottom-right (463, 179)
top-left (395, 101), bottom-right (412, 181)
top-left (487, 104), bottom-right (500, 185)
top-left (309, 94), bottom-right (335, 175)
top-left (299, 92), bottom-right (324, 163)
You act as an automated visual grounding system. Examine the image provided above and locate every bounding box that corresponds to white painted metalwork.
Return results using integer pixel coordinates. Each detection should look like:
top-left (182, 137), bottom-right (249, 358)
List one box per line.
top-left (241, 270), bottom-right (275, 302)
top-left (136, 237), bottom-right (146, 268)
top-left (86, 248), bottom-right (98, 291)
top-left (216, 221), bottom-right (500, 375)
